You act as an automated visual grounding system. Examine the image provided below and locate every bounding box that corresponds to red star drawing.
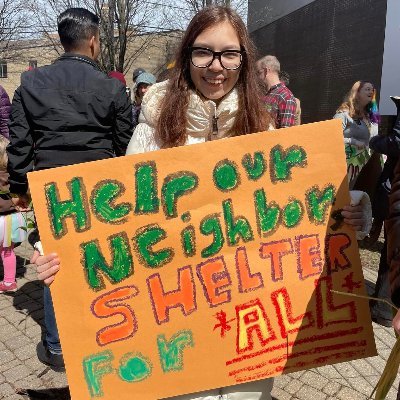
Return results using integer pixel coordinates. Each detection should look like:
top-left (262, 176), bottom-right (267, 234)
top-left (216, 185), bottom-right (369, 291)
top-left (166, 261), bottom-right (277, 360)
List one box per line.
top-left (341, 272), bottom-right (362, 293)
top-left (213, 310), bottom-right (236, 338)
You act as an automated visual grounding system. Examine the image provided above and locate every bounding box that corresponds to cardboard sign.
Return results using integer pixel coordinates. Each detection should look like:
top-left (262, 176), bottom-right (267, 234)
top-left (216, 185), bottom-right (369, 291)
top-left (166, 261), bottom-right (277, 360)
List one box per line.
top-left (28, 120), bottom-right (376, 400)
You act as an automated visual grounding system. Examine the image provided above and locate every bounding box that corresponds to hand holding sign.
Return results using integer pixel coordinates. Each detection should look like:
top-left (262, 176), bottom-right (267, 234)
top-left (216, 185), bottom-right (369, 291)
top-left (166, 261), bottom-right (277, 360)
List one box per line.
top-left (28, 120), bottom-right (376, 400)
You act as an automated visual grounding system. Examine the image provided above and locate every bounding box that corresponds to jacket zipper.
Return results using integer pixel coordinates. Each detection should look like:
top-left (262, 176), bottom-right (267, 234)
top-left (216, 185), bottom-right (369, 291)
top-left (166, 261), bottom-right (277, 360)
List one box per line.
top-left (209, 101), bottom-right (219, 140)
top-left (212, 115), bottom-right (219, 138)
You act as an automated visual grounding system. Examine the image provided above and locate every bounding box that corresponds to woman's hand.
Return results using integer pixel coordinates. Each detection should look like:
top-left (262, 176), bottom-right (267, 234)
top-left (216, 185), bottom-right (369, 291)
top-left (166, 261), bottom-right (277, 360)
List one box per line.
top-left (31, 250), bottom-right (60, 286)
top-left (341, 204), bottom-right (364, 231)
top-left (11, 193), bottom-right (31, 212)
top-left (393, 309), bottom-right (400, 335)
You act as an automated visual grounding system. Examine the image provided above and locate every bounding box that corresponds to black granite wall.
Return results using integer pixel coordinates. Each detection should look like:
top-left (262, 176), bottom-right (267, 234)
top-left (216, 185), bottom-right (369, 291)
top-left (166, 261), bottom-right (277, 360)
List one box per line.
top-left (251, 0), bottom-right (388, 124)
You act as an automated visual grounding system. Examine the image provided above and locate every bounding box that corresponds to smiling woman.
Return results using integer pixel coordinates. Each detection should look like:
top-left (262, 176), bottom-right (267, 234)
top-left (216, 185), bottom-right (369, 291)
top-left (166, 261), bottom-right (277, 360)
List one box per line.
top-left (333, 81), bottom-right (380, 189)
top-left (123, 6), bottom-right (275, 399)
top-left (125, 6), bottom-right (272, 155)
top-left (32, 6), bottom-right (374, 400)
top-left (188, 21), bottom-right (242, 102)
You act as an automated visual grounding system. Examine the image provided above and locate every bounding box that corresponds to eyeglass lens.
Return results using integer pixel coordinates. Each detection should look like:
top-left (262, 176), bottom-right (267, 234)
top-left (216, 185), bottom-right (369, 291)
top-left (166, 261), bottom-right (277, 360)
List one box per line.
top-left (191, 48), bottom-right (241, 69)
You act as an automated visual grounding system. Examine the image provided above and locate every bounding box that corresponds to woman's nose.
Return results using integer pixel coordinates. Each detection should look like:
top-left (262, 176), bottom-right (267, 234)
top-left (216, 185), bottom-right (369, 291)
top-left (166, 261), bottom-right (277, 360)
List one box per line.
top-left (208, 56), bottom-right (224, 71)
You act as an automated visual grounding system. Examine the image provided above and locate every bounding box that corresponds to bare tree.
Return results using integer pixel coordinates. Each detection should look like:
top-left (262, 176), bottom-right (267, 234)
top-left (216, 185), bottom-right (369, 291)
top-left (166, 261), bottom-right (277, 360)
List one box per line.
top-left (26, 0), bottom-right (81, 59)
top-left (161, 0), bottom-right (246, 32)
top-left (0, 0), bottom-right (30, 59)
top-left (18, 0), bottom-right (246, 75)
top-left (95, 0), bottom-right (159, 73)
top-left (184, 0), bottom-right (233, 10)
top-left (26, 0), bottom-right (164, 73)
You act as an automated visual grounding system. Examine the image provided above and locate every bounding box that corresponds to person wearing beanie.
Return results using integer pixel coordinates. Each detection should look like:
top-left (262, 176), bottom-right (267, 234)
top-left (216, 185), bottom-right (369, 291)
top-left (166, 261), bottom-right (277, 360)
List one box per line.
top-left (132, 72), bottom-right (156, 128)
top-left (132, 67), bottom-right (146, 84)
top-left (108, 70), bottom-right (126, 86)
top-left (108, 70), bottom-right (131, 99)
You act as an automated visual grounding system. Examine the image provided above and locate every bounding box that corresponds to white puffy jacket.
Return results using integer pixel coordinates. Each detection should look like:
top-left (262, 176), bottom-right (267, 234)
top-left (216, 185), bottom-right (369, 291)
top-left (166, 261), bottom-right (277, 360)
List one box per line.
top-left (125, 80), bottom-right (239, 155)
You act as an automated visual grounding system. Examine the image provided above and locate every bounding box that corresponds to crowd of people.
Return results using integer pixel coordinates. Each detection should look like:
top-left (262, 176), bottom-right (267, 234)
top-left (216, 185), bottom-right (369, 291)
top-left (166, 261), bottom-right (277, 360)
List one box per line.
top-left (0, 4), bottom-right (399, 400)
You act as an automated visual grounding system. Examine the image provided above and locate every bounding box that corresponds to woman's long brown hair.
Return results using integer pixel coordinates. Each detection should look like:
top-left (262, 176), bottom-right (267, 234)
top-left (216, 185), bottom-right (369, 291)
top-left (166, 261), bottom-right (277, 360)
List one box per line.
top-left (156, 6), bottom-right (272, 148)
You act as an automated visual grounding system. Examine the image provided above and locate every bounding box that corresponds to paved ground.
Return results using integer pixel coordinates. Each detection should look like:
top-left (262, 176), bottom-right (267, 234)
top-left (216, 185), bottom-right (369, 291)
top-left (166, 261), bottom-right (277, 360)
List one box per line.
top-left (0, 240), bottom-right (399, 400)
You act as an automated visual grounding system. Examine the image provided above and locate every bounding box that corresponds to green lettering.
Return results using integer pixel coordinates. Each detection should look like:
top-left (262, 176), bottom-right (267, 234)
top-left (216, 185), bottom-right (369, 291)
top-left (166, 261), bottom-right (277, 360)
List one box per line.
top-left (118, 352), bottom-right (152, 382)
top-left (45, 177), bottom-right (89, 238)
top-left (181, 212), bottom-right (191, 223)
top-left (213, 159), bottom-right (240, 191)
top-left (181, 226), bottom-right (196, 257)
top-left (91, 180), bottom-right (131, 224)
top-left (306, 184), bottom-right (336, 224)
top-left (134, 224), bottom-right (173, 268)
top-left (270, 145), bottom-right (307, 182)
top-left (81, 232), bottom-right (133, 291)
top-left (242, 152), bottom-right (266, 180)
top-left (135, 162), bottom-right (159, 214)
top-left (254, 189), bottom-right (280, 236)
top-left (282, 199), bottom-right (303, 228)
top-left (223, 199), bottom-right (253, 246)
top-left (200, 214), bottom-right (224, 258)
top-left (162, 172), bottom-right (198, 218)
top-left (83, 350), bottom-right (113, 397)
top-left (157, 330), bottom-right (194, 372)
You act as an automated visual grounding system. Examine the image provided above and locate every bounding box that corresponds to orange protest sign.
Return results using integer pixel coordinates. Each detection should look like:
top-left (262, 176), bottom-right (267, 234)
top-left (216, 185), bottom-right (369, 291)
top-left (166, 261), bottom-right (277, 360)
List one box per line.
top-left (28, 120), bottom-right (376, 400)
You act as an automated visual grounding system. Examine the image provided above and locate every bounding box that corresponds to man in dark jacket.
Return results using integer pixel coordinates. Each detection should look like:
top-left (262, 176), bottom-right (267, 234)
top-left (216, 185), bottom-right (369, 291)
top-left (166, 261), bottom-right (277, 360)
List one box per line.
top-left (6, 8), bottom-right (133, 371)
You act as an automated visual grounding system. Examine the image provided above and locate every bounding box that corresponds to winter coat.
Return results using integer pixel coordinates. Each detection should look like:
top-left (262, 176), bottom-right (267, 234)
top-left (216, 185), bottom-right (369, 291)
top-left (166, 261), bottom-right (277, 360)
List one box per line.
top-left (370, 109), bottom-right (400, 305)
top-left (125, 81), bottom-right (275, 400)
top-left (7, 53), bottom-right (133, 194)
top-left (369, 116), bottom-right (400, 157)
top-left (132, 103), bottom-right (141, 130)
top-left (388, 157), bottom-right (400, 307)
top-left (0, 86), bottom-right (11, 138)
top-left (126, 80), bottom-right (239, 155)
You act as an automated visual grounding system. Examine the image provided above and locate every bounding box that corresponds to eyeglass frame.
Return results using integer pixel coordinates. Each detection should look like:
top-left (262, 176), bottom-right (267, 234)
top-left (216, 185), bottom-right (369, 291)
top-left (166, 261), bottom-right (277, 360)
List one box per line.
top-left (189, 46), bottom-right (244, 70)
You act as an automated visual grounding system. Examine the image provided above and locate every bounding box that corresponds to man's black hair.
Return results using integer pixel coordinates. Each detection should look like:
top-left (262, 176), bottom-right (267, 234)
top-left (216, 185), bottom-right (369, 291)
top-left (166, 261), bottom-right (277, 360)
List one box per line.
top-left (57, 8), bottom-right (99, 51)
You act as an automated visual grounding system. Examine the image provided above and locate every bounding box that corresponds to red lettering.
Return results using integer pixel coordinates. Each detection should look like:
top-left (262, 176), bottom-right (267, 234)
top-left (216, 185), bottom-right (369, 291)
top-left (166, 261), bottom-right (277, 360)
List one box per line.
top-left (315, 276), bottom-right (357, 328)
top-left (271, 287), bottom-right (314, 338)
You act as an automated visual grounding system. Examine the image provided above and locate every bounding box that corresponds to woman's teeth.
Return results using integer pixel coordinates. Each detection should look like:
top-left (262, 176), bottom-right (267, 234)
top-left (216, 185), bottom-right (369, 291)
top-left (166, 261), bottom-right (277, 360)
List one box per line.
top-left (205, 78), bottom-right (224, 84)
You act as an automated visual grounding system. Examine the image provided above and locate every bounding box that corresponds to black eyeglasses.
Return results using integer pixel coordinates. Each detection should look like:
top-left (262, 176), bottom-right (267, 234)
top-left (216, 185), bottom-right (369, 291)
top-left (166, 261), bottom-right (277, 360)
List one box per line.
top-left (190, 47), bottom-right (243, 70)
